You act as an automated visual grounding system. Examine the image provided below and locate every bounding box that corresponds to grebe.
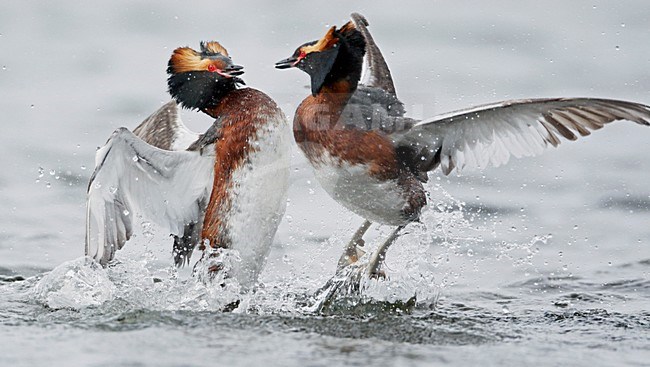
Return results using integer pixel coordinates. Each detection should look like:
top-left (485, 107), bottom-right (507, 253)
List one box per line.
top-left (86, 41), bottom-right (290, 288)
top-left (276, 14), bottom-right (650, 283)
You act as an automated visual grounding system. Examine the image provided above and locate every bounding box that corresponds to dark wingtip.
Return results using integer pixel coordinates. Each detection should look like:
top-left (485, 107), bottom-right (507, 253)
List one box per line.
top-left (350, 13), bottom-right (369, 27)
top-left (348, 12), bottom-right (397, 97)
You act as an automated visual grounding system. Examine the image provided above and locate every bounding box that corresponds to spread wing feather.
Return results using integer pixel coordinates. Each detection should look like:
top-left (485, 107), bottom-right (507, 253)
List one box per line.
top-left (85, 127), bottom-right (214, 265)
top-left (133, 100), bottom-right (200, 151)
top-left (396, 98), bottom-right (650, 175)
top-left (351, 12), bottom-right (396, 96)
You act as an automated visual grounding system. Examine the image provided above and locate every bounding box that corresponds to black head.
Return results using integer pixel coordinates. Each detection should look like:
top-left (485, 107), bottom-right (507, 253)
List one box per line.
top-left (167, 41), bottom-right (245, 111)
top-left (275, 21), bottom-right (366, 95)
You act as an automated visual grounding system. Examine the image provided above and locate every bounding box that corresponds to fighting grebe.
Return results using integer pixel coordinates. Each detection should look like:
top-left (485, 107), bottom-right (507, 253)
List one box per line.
top-left (86, 41), bottom-right (290, 288)
top-left (276, 14), bottom-right (650, 283)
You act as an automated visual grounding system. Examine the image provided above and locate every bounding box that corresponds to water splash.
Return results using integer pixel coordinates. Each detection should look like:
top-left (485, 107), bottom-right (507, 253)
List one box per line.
top-left (32, 257), bottom-right (116, 309)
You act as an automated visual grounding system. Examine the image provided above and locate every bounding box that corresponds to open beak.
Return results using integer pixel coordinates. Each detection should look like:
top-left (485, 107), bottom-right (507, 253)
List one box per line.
top-left (275, 56), bottom-right (298, 69)
top-left (220, 64), bottom-right (245, 77)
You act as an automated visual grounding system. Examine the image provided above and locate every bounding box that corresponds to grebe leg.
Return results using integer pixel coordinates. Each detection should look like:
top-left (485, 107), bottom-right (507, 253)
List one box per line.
top-left (366, 225), bottom-right (404, 278)
top-left (337, 219), bottom-right (372, 270)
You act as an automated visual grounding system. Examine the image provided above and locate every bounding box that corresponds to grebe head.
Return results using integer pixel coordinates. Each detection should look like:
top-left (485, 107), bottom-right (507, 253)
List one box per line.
top-left (275, 20), bottom-right (365, 95)
top-left (167, 41), bottom-right (245, 110)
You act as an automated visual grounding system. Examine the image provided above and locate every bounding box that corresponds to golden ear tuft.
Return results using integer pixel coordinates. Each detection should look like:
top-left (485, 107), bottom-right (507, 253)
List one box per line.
top-left (302, 26), bottom-right (340, 54)
top-left (169, 47), bottom-right (201, 73)
top-left (339, 21), bottom-right (357, 34)
top-left (200, 41), bottom-right (229, 56)
top-left (169, 46), bottom-right (226, 73)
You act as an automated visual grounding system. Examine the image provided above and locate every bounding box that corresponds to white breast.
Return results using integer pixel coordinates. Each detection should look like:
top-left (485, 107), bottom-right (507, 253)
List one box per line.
top-left (312, 153), bottom-right (408, 226)
top-left (222, 112), bottom-right (291, 288)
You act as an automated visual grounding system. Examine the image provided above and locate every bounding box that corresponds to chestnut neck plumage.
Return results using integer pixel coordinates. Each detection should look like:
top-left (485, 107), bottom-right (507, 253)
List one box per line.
top-left (200, 88), bottom-right (279, 249)
top-left (294, 40), bottom-right (365, 141)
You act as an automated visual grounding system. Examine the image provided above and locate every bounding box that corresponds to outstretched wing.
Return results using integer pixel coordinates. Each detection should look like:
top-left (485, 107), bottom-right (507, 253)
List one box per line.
top-left (133, 100), bottom-right (200, 151)
top-left (85, 127), bottom-right (214, 265)
top-left (351, 12), bottom-right (396, 96)
top-left (396, 98), bottom-right (650, 175)
top-left (342, 13), bottom-right (410, 132)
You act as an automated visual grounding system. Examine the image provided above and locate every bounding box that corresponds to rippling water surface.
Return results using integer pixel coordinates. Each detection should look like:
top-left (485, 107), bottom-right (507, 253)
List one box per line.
top-left (1, 1), bottom-right (649, 366)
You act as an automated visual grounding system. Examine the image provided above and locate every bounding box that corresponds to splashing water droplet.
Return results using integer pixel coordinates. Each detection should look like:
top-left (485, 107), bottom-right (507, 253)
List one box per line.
top-left (282, 254), bottom-right (292, 265)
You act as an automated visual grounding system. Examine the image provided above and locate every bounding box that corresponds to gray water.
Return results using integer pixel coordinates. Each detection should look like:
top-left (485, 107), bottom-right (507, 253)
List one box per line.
top-left (1, 1), bottom-right (650, 366)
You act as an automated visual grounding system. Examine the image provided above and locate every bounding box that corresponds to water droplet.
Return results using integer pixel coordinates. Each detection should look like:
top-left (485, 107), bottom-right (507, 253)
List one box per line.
top-left (1, 66), bottom-right (6, 71)
top-left (282, 254), bottom-right (292, 265)
top-left (80, 165), bottom-right (86, 170)
top-left (45, 182), bottom-right (51, 188)
top-left (620, 23), bottom-right (626, 28)
top-left (573, 224), bottom-right (578, 230)
top-left (30, 104), bottom-right (35, 109)
top-left (615, 45), bottom-right (620, 51)
top-left (608, 261), bottom-right (612, 266)
top-left (38, 167), bottom-right (44, 178)
top-left (123, 209), bottom-right (130, 216)
top-left (49, 169), bottom-right (55, 176)
top-left (109, 186), bottom-right (117, 194)
top-left (466, 249), bottom-right (474, 257)
top-left (132, 155), bottom-right (139, 162)
top-left (502, 305), bottom-right (510, 314)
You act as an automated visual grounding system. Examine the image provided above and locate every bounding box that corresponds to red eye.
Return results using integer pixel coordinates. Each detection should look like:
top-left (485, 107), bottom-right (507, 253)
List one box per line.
top-left (207, 64), bottom-right (217, 72)
top-left (298, 51), bottom-right (307, 59)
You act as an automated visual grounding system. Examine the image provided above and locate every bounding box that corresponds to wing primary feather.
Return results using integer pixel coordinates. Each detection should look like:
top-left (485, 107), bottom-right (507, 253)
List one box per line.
top-left (350, 13), bottom-right (397, 96)
top-left (397, 98), bottom-right (650, 176)
top-left (133, 101), bottom-right (200, 151)
top-left (85, 128), bottom-right (214, 266)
